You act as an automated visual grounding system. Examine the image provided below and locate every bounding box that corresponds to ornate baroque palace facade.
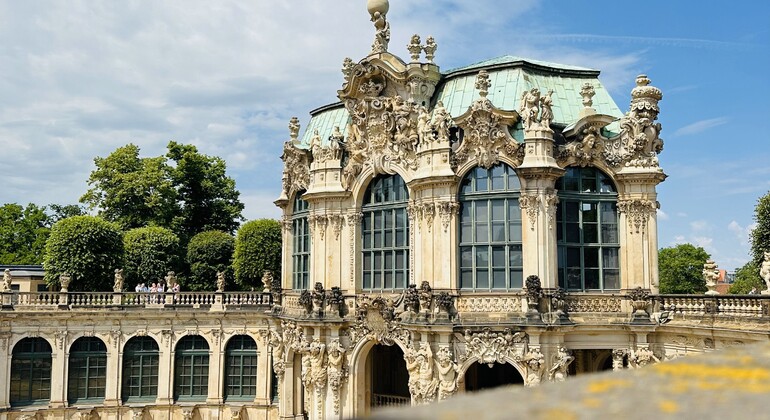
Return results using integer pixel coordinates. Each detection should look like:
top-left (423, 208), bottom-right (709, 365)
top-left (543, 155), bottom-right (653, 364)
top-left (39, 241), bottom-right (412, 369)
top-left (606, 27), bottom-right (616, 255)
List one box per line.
top-left (4, 1), bottom-right (770, 420)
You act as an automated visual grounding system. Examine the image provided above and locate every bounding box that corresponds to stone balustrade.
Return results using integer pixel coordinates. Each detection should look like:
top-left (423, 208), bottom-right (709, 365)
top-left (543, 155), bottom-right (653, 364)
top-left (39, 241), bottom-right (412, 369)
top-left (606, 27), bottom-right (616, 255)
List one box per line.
top-left (1, 290), bottom-right (272, 310)
top-left (4, 289), bottom-right (770, 327)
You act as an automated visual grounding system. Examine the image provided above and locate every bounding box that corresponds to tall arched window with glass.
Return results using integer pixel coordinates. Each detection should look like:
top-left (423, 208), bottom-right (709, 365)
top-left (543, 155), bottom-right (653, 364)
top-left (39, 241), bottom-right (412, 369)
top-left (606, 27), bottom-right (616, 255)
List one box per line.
top-left (224, 335), bottom-right (258, 401)
top-left (556, 167), bottom-right (620, 291)
top-left (122, 336), bottom-right (159, 403)
top-left (292, 191), bottom-right (310, 290)
top-left (67, 337), bottom-right (107, 404)
top-left (459, 164), bottom-right (523, 290)
top-left (174, 335), bottom-right (210, 401)
top-left (10, 338), bottom-right (52, 407)
top-left (362, 174), bottom-right (409, 291)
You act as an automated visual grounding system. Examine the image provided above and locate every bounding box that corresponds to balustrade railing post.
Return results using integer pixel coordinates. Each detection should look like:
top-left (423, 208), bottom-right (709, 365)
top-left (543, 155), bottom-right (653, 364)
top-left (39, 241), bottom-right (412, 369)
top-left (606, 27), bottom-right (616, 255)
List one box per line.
top-left (1, 291), bottom-right (11, 309)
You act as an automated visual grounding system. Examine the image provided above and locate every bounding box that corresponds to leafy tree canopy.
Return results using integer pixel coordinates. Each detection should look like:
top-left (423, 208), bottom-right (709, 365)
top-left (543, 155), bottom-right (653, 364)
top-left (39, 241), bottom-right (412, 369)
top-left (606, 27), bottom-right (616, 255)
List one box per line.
top-left (728, 260), bottom-right (764, 294)
top-left (79, 142), bottom-right (242, 242)
top-left (185, 230), bottom-right (235, 291)
top-left (750, 191), bottom-right (770, 267)
top-left (167, 141), bottom-right (245, 243)
top-left (0, 203), bottom-right (85, 265)
top-left (658, 243), bottom-right (710, 294)
top-left (43, 215), bottom-right (124, 291)
top-left (233, 219), bottom-right (281, 290)
top-left (80, 144), bottom-right (177, 231)
top-left (0, 203), bottom-right (50, 265)
top-left (123, 226), bottom-right (180, 287)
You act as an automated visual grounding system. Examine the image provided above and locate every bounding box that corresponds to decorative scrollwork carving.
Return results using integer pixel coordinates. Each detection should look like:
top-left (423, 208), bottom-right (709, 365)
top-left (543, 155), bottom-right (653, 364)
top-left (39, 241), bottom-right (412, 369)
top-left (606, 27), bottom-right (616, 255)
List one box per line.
top-left (453, 71), bottom-right (521, 169)
top-left (617, 199), bottom-right (657, 234)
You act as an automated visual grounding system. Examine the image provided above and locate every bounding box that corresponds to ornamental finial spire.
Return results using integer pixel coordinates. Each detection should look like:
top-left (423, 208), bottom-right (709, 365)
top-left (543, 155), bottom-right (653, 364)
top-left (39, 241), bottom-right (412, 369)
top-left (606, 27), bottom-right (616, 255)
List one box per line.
top-left (368, 0), bottom-right (390, 54)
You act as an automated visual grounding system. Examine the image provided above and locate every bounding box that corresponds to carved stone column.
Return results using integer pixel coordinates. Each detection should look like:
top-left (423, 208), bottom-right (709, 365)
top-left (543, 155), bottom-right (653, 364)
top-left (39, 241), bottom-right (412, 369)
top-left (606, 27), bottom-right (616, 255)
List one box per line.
top-left (0, 333), bottom-right (12, 408)
top-left (517, 127), bottom-right (564, 289)
top-left (206, 330), bottom-right (224, 404)
top-left (155, 332), bottom-right (174, 405)
top-left (103, 331), bottom-right (122, 406)
top-left (615, 176), bottom-right (663, 292)
top-left (49, 332), bottom-right (68, 408)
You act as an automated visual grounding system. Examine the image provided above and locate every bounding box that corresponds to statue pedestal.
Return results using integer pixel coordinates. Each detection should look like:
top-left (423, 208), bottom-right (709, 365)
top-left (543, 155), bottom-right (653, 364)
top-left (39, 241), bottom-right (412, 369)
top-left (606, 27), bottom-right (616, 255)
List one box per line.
top-left (1, 291), bottom-right (12, 309)
top-left (761, 290), bottom-right (770, 295)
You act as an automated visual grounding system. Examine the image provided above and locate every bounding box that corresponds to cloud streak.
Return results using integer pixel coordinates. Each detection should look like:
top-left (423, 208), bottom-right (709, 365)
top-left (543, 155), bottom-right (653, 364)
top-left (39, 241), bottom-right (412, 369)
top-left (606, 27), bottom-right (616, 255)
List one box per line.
top-left (673, 117), bottom-right (729, 137)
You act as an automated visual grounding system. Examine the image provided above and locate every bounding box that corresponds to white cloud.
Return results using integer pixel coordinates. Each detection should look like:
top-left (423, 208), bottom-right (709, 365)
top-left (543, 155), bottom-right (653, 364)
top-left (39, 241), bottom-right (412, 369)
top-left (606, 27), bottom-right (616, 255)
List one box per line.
top-left (672, 117), bottom-right (729, 137)
top-left (657, 209), bottom-right (669, 221)
top-left (689, 220), bottom-right (710, 232)
top-left (728, 220), bottom-right (756, 247)
top-left (0, 0), bottom-right (646, 219)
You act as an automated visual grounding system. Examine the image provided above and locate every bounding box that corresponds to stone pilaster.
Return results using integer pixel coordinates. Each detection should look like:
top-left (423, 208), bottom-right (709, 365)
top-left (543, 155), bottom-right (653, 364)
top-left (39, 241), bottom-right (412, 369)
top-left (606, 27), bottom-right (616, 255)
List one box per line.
top-left (615, 170), bottom-right (666, 292)
top-left (517, 128), bottom-right (564, 289)
top-left (156, 335), bottom-right (174, 405)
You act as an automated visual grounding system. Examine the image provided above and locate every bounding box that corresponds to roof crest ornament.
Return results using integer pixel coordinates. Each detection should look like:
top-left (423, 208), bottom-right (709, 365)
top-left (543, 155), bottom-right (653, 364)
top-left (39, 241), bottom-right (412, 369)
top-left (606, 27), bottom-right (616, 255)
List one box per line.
top-left (368, 0), bottom-right (391, 54)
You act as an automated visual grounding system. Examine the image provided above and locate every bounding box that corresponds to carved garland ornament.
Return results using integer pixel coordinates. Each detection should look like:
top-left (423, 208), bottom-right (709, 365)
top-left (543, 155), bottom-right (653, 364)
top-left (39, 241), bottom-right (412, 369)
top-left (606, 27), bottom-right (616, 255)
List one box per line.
top-left (617, 199), bottom-right (657, 234)
top-left (519, 194), bottom-right (540, 231)
top-left (460, 328), bottom-right (527, 367)
top-left (453, 70), bottom-right (522, 170)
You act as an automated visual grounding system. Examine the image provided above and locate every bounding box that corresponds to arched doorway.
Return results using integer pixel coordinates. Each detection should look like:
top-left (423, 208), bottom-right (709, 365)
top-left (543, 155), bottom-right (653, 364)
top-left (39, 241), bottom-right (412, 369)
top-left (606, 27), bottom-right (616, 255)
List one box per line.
top-left (464, 362), bottom-right (523, 392)
top-left (368, 344), bottom-right (410, 408)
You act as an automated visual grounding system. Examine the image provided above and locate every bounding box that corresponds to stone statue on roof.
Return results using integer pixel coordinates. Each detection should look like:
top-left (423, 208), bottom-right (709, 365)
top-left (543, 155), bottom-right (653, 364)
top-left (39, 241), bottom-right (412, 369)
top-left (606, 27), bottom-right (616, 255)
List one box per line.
top-left (2, 269), bottom-right (11, 292)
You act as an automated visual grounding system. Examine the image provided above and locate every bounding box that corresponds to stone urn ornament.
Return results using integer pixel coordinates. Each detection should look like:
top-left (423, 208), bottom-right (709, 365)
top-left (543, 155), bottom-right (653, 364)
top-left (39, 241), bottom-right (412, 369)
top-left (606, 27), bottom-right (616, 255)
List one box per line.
top-left (59, 273), bottom-right (71, 292)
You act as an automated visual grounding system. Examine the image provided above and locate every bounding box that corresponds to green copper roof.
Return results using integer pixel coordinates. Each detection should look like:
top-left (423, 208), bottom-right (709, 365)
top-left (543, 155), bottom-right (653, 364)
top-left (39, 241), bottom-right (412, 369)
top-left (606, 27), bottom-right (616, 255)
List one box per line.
top-left (298, 55), bottom-right (624, 146)
top-left (299, 103), bottom-right (350, 148)
top-left (444, 55), bottom-right (597, 74)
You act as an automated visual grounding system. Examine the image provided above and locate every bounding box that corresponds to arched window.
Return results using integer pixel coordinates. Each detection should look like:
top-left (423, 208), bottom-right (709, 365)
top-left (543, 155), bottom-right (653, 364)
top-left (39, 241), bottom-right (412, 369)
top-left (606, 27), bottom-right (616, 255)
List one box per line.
top-left (459, 164), bottom-right (523, 289)
top-left (68, 337), bottom-right (107, 404)
top-left (122, 336), bottom-right (159, 402)
top-left (174, 335), bottom-right (209, 401)
top-left (556, 167), bottom-right (620, 291)
top-left (224, 335), bottom-right (258, 401)
top-left (10, 337), bottom-right (52, 406)
top-left (292, 191), bottom-right (311, 290)
top-left (362, 174), bottom-right (409, 290)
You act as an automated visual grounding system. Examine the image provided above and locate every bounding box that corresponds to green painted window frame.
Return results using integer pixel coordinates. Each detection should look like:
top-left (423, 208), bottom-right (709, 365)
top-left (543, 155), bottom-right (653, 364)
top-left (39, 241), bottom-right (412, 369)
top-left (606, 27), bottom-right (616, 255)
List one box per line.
top-left (556, 166), bottom-right (620, 291)
top-left (224, 335), bottom-right (258, 401)
top-left (121, 336), bottom-right (160, 403)
top-left (67, 337), bottom-right (107, 404)
top-left (292, 191), bottom-right (311, 290)
top-left (459, 164), bottom-right (523, 290)
top-left (361, 174), bottom-right (410, 291)
top-left (174, 335), bottom-right (210, 401)
top-left (10, 338), bottom-right (52, 407)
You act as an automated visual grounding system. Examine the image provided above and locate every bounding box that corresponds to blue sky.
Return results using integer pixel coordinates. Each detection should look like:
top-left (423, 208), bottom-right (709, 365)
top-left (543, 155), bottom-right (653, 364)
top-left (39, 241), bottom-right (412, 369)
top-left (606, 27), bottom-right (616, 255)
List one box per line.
top-left (0, 1), bottom-right (767, 270)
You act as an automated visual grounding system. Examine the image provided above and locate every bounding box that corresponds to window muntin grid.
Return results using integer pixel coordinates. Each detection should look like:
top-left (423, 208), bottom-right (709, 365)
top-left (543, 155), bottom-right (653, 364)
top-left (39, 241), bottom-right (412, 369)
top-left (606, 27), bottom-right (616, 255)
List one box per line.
top-left (292, 191), bottom-right (311, 290)
top-left (556, 167), bottom-right (620, 291)
top-left (121, 336), bottom-right (159, 402)
top-left (10, 338), bottom-right (52, 406)
top-left (67, 337), bottom-right (107, 403)
top-left (362, 174), bottom-right (409, 291)
top-left (459, 164), bottom-right (523, 290)
top-left (174, 335), bottom-right (210, 401)
top-left (224, 335), bottom-right (258, 400)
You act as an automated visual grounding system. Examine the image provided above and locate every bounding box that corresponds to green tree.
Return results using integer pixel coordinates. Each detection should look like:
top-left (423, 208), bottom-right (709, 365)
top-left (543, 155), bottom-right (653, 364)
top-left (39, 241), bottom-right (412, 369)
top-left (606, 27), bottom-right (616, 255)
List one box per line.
top-left (728, 261), bottom-right (764, 294)
top-left (47, 203), bottom-right (85, 223)
top-left (123, 226), bottom-right (180, 286)
top-left (186, 230), bottom-right (235, 291)
top-left (750, 191), bottom-right (770, 267)
top-left (0, 203), bottom-right (50, 264)
top-left (167, 141), bottom-right (244, 242)
top-left (658, 243), bottom-right (710, 294)
top-left (43, 216), bottom-right (123, 291)
top-left (80, 144), bottom-right (177, 230)
top-left (79, 142), bottom-right (244, 243)
top-left (233, 219), bottom-right (281, 290)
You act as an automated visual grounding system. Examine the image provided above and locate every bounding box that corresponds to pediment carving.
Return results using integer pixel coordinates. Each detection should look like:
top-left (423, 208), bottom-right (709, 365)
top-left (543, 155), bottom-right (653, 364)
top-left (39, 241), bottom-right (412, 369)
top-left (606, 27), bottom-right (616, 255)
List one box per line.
top-left (453, 70), bottom-right (522, 170)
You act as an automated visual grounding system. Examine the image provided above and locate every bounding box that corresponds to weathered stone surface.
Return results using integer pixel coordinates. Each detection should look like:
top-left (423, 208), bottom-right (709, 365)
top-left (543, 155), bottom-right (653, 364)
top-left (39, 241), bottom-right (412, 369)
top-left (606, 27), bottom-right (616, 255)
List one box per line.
top-left (371, 342), bottom-right (770, 420)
